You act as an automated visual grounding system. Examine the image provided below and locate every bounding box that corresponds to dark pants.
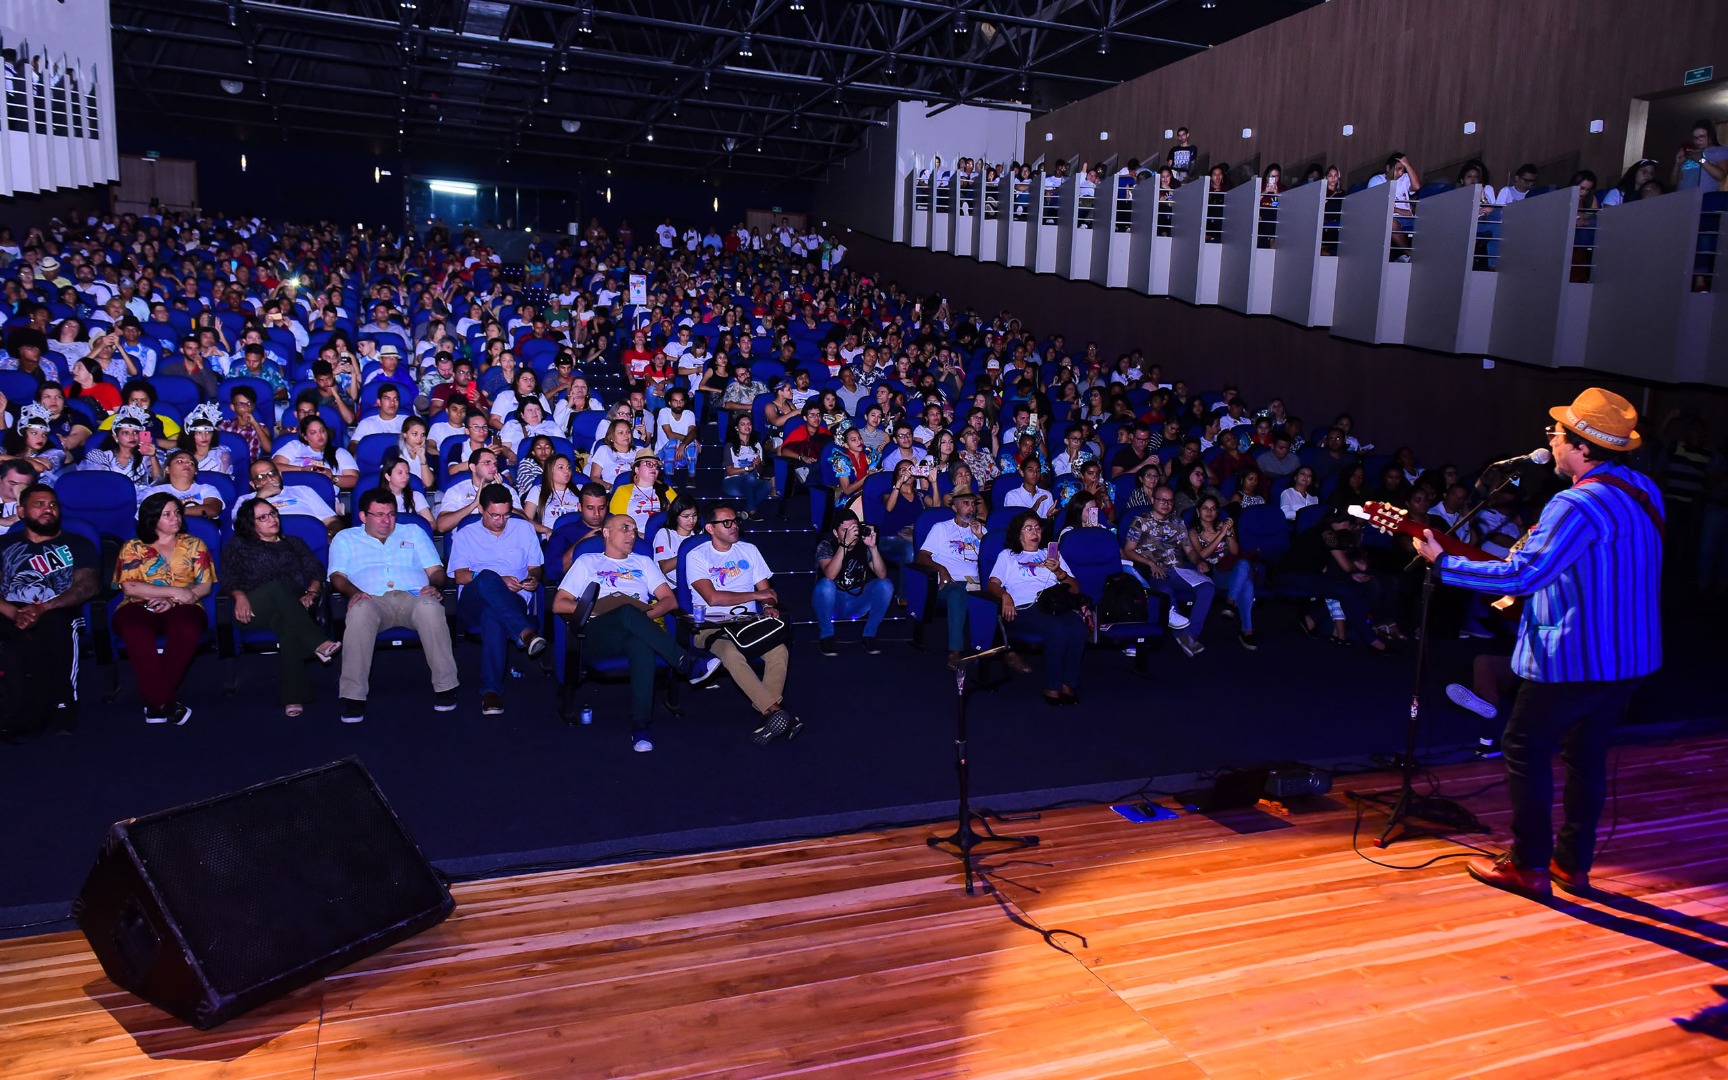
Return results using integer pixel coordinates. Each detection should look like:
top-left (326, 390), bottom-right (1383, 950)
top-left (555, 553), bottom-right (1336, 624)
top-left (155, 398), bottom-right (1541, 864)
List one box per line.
top-left (112, 602), bottom-right (206, 710)
top-left (457, 570), bottom-right (535, 695)
top-left (240, 579), bottom-right (330, 705)
top-left (1279, 570), bottom-right (1376, 645)
top-left (1502, 676), bottom-right (1640, 873)
top-left (0, 608), bottom-right (80, 734)
top-left (581, 605), bottom-right (686, 731)
top-left (1010, 606), bottom-right (1086, 693)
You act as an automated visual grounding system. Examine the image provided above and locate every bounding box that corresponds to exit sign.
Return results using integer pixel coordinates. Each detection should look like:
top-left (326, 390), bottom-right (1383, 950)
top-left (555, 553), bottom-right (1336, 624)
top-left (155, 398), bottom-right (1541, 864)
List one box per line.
top-left (1684, 65), bottom-right (1714, 85)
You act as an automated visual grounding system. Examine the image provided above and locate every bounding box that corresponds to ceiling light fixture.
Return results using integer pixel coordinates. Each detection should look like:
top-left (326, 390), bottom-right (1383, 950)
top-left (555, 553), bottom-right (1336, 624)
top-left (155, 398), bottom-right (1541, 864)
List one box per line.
top-left (954, 11), bottom-right (971, 33)
top-left (885, 53), bottom-right (897, 75)
top-left (577, 2), bottom-right (594, 32)
top-left (646, 126), bottom-right (654, 141)
top-left (1097, 30), bottom-right (1110, 54)
top-left (1201, 0), bottom-right (1216, 9)
top-left (561, 118), bottom-right (581, 133)
top-left (738, 33), bottom-right (753, 57)
top-left (790, 0), bottom-right (805, 9)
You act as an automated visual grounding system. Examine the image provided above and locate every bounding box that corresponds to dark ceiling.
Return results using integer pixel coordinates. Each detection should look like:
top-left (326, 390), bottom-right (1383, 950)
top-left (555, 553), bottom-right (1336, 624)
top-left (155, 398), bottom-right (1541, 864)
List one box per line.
top-left (111, 0), bottom-right (1324, 183)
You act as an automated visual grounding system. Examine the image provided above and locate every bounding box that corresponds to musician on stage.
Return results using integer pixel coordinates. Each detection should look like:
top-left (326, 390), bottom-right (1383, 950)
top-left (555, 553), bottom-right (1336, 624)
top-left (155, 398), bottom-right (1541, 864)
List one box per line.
top-left (1415, 388), bottom-right (1663, 899)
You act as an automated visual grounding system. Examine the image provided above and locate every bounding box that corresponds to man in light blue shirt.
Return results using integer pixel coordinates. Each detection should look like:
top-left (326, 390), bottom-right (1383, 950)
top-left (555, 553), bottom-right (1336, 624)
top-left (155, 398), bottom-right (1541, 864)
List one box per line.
top-left (328, 489), bottom-right (459, 722)
top-left (446, 485), bottom-right (546, 717)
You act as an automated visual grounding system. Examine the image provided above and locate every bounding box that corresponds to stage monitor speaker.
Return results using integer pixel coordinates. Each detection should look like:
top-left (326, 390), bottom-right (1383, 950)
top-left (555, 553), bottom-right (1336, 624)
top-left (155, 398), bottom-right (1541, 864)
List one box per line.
top-left (72, 758), bottom-right (454, 1030)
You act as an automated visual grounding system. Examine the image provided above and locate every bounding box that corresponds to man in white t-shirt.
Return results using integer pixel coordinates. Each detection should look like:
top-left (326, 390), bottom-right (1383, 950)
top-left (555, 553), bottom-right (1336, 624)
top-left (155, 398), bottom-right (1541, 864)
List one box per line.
top-left (911, 491), bottom-right (999, 666)
top-left (554, 513), bottom-right (721, 751)
top-left (684, 503), bottom-right (800, 743)
top-left (236, 460), bottom-right (341, 533)
top-left (446, 484), bottom-right (547, 716)
top-left (348, 383), bottom-right (408, 450)
top-left (656, 219), bottom-right (677, 249)
top-left (437, 447), bottom-right (521, 531)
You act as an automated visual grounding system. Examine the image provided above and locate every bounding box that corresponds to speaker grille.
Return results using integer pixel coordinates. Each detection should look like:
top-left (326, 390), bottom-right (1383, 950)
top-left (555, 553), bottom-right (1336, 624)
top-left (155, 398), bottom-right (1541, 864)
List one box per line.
top-left (123, 761), bottom-right (448, 996)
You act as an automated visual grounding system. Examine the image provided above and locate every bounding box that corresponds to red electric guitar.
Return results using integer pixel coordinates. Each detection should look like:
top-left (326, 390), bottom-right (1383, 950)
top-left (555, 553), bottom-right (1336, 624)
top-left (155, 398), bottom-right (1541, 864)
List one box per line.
top-left (1349, 502), bottom-right (1522, 619)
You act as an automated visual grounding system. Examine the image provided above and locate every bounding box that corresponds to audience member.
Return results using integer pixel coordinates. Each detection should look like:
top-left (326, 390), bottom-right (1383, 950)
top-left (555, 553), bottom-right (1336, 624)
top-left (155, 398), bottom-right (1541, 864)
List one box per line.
top-left (446, 484), bottom-right (548, 716)
top-left (222, 497), bottom-right (341, 716)
top-left (327, 489), bottom-right (459, 722)
top-left (812, 511), bottom-right (894, 655)
top-left (112, 492), bottom-right (217, 725)
top-left (986, 511), bottom-right (1088, 705)
top-left (0, 485), bottom-right (98, 736)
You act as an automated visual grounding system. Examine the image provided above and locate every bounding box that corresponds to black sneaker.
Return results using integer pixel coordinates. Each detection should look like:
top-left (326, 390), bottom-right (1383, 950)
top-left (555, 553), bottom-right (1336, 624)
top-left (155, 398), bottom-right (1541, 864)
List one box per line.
top-left (339, 698), bottom-right (366, 724)
top-left (752, 709), bottom-right (804, 745)
top-left (433, 688), bottom-right (459, 712)
top-left (861, 636), bottom-right (882, 655)
top-left (167, 702), bottom-right (193, 727)
top-left (143, 706), bottom-right (169, 725)
top-left (1237, 631), bottom-right (1257, 651)
top-left (818, 636), bottom-right (838, 656)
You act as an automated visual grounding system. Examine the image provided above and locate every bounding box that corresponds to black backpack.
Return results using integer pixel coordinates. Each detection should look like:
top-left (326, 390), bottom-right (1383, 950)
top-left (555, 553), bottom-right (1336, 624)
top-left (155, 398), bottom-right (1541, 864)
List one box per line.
top-left (1096, 572), bottom-right (1149, 626)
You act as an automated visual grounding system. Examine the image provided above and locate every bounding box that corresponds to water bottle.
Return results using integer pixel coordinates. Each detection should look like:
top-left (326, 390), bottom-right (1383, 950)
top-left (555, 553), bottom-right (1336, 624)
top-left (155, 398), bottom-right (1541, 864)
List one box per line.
top-left (579, 705), bottom-right (593, 726)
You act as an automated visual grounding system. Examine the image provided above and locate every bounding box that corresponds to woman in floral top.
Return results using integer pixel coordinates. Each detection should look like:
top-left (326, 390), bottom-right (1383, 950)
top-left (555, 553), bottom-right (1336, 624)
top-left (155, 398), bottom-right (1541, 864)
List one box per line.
top-left (113, 492), bottom-right (217, 725)
top-left (956, 425), bottom-right (999, 490)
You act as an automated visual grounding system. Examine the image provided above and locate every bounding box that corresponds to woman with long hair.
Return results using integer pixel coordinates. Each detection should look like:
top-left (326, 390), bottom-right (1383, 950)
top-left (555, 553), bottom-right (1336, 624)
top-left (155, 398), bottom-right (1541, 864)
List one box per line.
top-left (373, 456), bottom-right (434, 526)
top-left (68, 355), bottom-right (121, 415)
top-left (588, 417), bottom-right (637, 485)
top-left (514, 434), bottom-right (558, 501)
top-left (929, 428), bottom-right (959, 475)
top-left (652, 500), bottom-right (702, 585)
top-left (986, 510), bottom-right (1087, 706)
top-left (222, 496), bottom-right (341, 716)
top-left (722, 413), bottom-right (774, 518)
top-left (1171, 461), bottom-right (1219, 520)
top-left (273, 416), bottom-right (358, 490)
top-left (78, 405), bottom-right (163, 494)
top-left (528, 453), bottom-right (580, 535)
top-left (176, 405), bottom-right (233, 475)
top-left (112, 492), bottom-right (216, 726)
top-left (396, 414), bottom-right (436, 490)
top-left (1189, 494), bottom-right (1256, 650)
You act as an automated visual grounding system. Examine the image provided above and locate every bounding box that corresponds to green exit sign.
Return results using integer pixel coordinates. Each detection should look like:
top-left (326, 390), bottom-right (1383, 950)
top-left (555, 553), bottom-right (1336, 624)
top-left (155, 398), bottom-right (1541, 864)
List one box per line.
top-left (1684, 65), bottom-right (1713, 85)
top-left (771, 206), bottom-right (783, 213)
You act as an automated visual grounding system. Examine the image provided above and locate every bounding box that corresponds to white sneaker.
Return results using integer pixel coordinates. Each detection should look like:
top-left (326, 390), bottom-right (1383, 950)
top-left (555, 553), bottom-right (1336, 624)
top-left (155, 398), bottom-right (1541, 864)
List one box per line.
top-left (1446, 683), bottom-right (1497, 720)
top-left (632, 735), bottom-right (655, 753)
top-left (1166, 608), bottom-right (1191, 631)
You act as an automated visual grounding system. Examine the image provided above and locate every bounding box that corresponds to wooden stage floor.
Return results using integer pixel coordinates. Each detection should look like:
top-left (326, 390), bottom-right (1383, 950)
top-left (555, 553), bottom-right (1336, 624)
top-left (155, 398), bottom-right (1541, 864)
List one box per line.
top-left (5, 734), bottom-right (1728, 1079)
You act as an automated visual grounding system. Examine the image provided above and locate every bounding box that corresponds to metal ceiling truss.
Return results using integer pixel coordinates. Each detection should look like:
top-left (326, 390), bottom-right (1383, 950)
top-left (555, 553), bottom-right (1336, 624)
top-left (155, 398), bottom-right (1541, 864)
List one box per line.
top-left (109, 0), bottom-right (1298, 183)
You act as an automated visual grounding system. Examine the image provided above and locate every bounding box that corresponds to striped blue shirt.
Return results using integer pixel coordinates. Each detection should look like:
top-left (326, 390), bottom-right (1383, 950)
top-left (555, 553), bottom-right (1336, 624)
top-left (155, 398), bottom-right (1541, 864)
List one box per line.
top-left (1437, 462), bottom-right (1663, 684)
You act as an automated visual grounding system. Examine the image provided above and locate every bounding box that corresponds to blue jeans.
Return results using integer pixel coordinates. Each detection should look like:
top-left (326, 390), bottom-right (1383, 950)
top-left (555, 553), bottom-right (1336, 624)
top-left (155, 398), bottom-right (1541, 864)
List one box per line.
top-left (812, 576), bottom-right (894, 638)
top-left (722, 472), bottom-right (773, 512)
top-left (1008, 606), bottom-right (1087, 693)
top-left (1141, 566), bottom-right (1214, 636)
top-left (456, 569), bottom-right (535, 695)
top-left (1210, 561), bottom-right (1255, 631)
top-left (937, 581), bottom-right (971, 651)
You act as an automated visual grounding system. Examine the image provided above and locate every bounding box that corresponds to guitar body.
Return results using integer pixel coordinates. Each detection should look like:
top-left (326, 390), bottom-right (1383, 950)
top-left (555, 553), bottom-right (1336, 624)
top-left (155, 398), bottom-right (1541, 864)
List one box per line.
top-left (1348, 502), bottom-right (1523, 622)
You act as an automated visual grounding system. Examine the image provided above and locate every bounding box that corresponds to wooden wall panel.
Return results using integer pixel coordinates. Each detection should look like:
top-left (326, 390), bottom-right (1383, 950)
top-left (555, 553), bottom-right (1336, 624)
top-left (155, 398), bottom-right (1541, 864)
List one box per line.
top-left (1029, 0), bottom-right (1728, 191)
top-left (843, 232), bottom-right (1728, 465)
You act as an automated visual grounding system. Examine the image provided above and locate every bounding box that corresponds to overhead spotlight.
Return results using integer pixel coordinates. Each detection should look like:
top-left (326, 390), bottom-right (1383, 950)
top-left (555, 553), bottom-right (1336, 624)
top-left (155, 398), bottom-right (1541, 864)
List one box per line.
top-left (220, 78), bottom-right (245, 95)
top-left (722, 136), bottom-right (738, 151)
top-left (702, 70), bottom-right (711, 91)
top-left (561, 118), bottom-right (581, 133)
top-left (885, 53), bottom-right (897, 75)
top-left (542, 90), bottom-right (550, 103)
top-left (1200, 0), bottom-right (1216, 7)
top-left (227, 2), bottom-right (239, 27)
top-left (646, 126), bottom-right (654, 141)
top-left (791, 113), bottom-right (799, 131)
top-left (1017, 70), bottom-right (1027, 92)
top-left (738, 33), bottom-right (753, 57)
top-left (244, 45), bottom-right (255, 65)
top-left (1097, 30), bottom-right (1110, 54)
top-left (558, 54), bottom-right (567, 72)
top-left (832, 84), bottom-right (842, 104)
top-left (790, 0), bottom-right (805, 9)
top-left (954, 11), bottom-right (970, 33)
top-left (756, 140), bottom-right (763, 152)
top-left (576, 6), bottom-right (594, 33)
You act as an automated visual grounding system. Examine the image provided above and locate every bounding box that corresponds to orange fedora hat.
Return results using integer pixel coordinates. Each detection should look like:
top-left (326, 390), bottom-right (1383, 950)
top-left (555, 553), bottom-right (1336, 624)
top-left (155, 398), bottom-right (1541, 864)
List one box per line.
top-left (1549, 387), bottom-right (1641, 452)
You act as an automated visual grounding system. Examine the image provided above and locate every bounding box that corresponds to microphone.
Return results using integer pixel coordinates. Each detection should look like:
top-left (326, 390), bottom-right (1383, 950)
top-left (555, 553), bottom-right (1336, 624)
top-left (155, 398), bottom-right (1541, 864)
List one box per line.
top-left (1486, 448), bottom-right (1552, 471)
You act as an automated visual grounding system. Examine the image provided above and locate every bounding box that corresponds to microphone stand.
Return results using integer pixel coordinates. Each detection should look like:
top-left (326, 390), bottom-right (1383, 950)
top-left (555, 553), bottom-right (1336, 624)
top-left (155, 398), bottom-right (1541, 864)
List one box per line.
top-left (1351, 475), bottom-right (1518, 847)
top-left (927, 644), bottom-right (1040, 894)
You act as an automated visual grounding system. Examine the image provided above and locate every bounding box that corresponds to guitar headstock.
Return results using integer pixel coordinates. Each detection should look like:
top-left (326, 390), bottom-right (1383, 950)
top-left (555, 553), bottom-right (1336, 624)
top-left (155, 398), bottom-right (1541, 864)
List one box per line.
top-left (1348, 501), bottom-right (1407, 535)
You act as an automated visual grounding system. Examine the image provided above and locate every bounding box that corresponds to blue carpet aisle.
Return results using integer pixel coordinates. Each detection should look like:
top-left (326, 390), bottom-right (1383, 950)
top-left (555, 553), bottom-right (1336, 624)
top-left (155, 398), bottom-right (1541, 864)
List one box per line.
top-left (2, 396), bottom-right (1720, 916)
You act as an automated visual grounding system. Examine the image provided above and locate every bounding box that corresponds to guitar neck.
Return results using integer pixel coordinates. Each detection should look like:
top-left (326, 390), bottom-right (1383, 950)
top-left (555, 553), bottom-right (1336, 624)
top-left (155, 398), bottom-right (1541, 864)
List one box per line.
top-left (1351, 503), bottom-right (1499, 562)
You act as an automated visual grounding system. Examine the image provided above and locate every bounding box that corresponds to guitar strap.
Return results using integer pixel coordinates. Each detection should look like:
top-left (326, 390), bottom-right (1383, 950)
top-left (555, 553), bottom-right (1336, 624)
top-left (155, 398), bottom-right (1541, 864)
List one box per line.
top-left (1573, 473), bottom-right (1666, 542)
